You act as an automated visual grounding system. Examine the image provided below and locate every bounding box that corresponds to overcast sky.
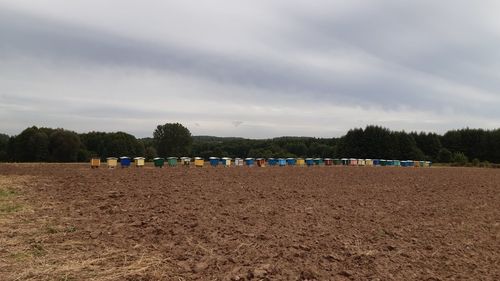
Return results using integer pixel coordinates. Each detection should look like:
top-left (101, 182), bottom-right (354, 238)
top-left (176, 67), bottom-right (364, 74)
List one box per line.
top-left (1, 1), bottom-right (499, 138)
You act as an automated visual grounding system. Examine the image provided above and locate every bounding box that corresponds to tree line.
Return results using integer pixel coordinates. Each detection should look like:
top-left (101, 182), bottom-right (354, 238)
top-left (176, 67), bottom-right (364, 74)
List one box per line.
top-left (1, 124), bottom-right (499, 165)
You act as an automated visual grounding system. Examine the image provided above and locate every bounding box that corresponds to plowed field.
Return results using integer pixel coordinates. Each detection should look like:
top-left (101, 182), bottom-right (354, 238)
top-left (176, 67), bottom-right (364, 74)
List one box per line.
top-left (0, 164), bottom-right (499, 280)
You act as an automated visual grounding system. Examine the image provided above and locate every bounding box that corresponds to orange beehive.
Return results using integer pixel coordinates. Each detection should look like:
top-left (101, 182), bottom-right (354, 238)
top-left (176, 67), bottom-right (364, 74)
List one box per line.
top-left (90, 157), bottom-right (100, 168)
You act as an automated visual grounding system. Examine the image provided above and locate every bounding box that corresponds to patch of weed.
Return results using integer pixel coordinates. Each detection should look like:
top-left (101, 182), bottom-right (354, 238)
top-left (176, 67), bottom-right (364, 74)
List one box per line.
top-left (9, 251), bottom-right (30, 261)
top-left (59, 275), bottom-right (76, 281)
top-left (45, 225), bottom-right (59, 234)
top-left (0, 203), bottom-right (22, 214)
top-left (65, 226), bottom-right (77, 233)
top-left (29, 242), bottom-right (47, 257)
top-left (0, 187), bottom-right (18, 198)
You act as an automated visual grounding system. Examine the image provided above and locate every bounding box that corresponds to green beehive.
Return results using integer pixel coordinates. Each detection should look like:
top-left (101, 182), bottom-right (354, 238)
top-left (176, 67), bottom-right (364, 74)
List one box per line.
top-left (153, 157), bottom-right (165, 168)
top-left (167, 157), bottom-right (178, 167)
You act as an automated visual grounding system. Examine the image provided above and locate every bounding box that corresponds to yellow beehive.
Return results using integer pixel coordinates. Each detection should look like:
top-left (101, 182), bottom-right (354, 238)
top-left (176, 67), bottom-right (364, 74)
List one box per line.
top-left (134, 157), bottom-right (145, 167)
top-left (414, 160), bottom-right (420, 167)
top-left (90, 158), bottom-right (100, 168)
top-left (365, 159), bottom-right (373, 166)
top-left (296, 158), bottom-right (305, 166)
top-left (194, 157), bottom-right (204, 167)
top-left (106, 157), bottom-right (117, 168)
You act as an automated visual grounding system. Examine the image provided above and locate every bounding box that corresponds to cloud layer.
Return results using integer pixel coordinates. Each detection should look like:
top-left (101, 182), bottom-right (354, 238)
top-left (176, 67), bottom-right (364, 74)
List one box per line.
top-left (1, 1), bottom-right (499, 138)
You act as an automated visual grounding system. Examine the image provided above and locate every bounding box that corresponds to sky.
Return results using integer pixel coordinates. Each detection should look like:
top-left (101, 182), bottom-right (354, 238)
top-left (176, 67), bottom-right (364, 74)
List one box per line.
top-left (1, 0), bottom-right (500, 138)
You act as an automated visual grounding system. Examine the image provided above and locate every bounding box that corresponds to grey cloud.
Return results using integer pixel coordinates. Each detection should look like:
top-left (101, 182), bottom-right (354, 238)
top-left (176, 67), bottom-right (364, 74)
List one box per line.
top-left (0, 6), bottom-right (480, 112)
top-left (285, 1), bottom-right (500, 95)
top-left (1, 2), bottom-right (499, 137)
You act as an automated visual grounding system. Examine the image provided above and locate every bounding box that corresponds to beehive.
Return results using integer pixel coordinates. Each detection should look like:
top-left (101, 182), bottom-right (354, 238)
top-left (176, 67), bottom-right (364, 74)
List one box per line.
top-left (314, 158), bottom-right (324, 166)
top-left (267, 158), bottom-right (277, 166)
top-left (365, 159), bottom-right (373, 166)
top-left (194, 157), bottom-right (204, 167)
top-left (256, 158), bottom-right (266, 167)
top-left (286, 158), bottom-right (296, 166)
top-left (153, 157), bottom-right (165, 168)
top-left (134, 157), bottom-right (145, 167)
top-left (120, 156), bottom-right (131, 168)
top-left (222, 157), bottom-right (232, 167)
top-left (245, 158), bottom-right (255, 167)
top-left (90, 157), bottom-right (100, 168)
top-left (107, 157), bottom-right (117, 168)
top-left (167, 157), bottom-right (178, 167)
top-left (324, 158), bottom-right (333, 166)
top-left (235, 158), bottom-right (244, 166)
top-left (349, 158), bottom-right (357, 166)
top-left (296, 158), bottom-right (305, 166)
top-left (209, 157), bottom-right (219, 167)
top-left (181, 157), bottom-right (191, 166)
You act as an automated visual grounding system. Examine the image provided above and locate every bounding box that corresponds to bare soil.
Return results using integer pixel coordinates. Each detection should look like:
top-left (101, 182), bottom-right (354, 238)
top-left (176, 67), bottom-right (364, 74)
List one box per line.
top-left (0, 163), bottom-right (499, 280)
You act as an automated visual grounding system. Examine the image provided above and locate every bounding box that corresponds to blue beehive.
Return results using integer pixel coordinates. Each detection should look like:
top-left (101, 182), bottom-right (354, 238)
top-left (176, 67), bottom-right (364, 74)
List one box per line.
top-left (245, 158), bottom-right (254, 166)
top-left (373, 159), bottom-right (381, 166)
top-left (408, 160), bottom-right (415, 167)
top-left (209, 157), bottom-right (219, 167)
top-left (120, 156), bottom-right (131, 168)
top-left (305, 158), bottom-right (314, 166)
top-left (278, 158), bottom-right (286, 166)
top-left (267, 158), bottom-right (277, 166)
top-left (286, 158), bottom-right (296, 166)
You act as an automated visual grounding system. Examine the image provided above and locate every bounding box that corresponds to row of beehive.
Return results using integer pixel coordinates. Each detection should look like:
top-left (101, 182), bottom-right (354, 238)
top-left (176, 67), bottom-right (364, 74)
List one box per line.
top-left (90, 157), bottom-right (431, 168)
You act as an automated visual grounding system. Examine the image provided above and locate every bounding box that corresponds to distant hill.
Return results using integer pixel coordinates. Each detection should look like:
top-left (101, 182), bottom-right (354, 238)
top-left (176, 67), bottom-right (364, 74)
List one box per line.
top-left (192, 136), bottom-right (246, 143)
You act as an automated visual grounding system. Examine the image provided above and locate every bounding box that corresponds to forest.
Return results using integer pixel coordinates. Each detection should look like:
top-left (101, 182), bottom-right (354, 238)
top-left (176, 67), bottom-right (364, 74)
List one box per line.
top-left (1, 124), bottom-right (499, 165)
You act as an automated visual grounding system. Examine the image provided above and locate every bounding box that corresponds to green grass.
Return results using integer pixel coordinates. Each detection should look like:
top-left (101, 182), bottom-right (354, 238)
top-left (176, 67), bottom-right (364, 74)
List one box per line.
top-left (0, 203), bottom-right (22, 214)
top-left (9, 252), bottom-right (30, 261)
top-left (65, 226), bottom-right (77, 233)
top-left (0, 188), bottom-right (17, 198)
top-left (29, 242), bottom-right (47, 257)
top-left (0, 187), bottom-right (22, 214)
top-left (45, 225), bottom-right (59, 234)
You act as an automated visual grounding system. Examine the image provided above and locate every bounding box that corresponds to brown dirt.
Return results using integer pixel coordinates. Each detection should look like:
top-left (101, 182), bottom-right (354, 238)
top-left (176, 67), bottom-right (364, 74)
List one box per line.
top-left (0, 163), bottom-right (499, 280)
